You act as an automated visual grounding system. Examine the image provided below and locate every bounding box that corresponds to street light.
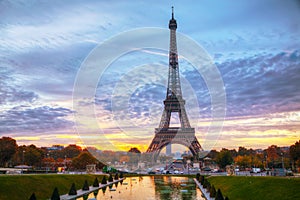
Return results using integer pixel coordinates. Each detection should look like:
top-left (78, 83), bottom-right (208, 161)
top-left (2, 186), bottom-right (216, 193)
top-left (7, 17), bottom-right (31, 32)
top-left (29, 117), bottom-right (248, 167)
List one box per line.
top-left (281, 153), bottom-right (284, 170)
top-left (187, 160), bottom-right (191, 175)
top-left (22, 150), bottom-right (25, 165)
top-left (46, 153), bottom-right (49, 173)
top-left (64, 155), bottom-right (67, 173)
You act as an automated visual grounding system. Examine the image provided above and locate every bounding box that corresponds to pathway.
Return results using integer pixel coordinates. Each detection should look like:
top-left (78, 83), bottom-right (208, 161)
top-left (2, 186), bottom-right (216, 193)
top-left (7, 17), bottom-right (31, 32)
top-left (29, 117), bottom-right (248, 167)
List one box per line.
top-left (60, 178), bottom-right (126, 200)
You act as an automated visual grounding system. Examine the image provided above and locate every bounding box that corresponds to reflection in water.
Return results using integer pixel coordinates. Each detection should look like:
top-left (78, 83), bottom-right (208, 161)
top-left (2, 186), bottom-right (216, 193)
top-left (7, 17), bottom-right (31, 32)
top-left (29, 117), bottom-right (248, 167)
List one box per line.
top-left (78, 176), bottom-right (205, 200)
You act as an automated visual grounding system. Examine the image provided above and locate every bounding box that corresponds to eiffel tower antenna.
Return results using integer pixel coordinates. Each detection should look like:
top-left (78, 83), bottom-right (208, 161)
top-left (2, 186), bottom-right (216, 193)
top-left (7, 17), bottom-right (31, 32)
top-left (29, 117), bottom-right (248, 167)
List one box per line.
top-left (147, 7), bottom-right (203, 160)
top-left (171, 6), bottom-right (174, 19)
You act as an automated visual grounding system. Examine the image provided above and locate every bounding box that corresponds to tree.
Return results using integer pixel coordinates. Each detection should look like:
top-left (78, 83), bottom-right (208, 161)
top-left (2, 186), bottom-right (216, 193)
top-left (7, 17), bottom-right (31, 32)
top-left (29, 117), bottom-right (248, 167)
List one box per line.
top-left (119, 155), bottom-right (130, 163)
top-left (62, 145), bottom-right (82, 159)
top-left (0, 137), bottom-right (17, 167)
top-left (207, 150), bottom-right (219, 160)
top-left (234, 155), bottom-right (251, 169)
top-left (290, 140), bottom-right (300, 170)
top-left (238, 146), bottom-right (248, 156)
top-left (71, 151), bottom-right (98, 170)
top-left (217, 149), bottom-right (233, 169)
top-left (24, 145), bottom-right (43, 167)
top-left (266, 145), bottom-right (281, 167)
top-left (128, 147), bottom-right (141, 154)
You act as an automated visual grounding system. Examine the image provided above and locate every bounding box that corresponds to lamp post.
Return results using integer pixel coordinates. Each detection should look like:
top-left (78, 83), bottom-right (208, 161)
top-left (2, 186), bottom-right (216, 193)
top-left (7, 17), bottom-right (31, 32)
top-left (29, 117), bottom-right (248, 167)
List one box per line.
top-left (46, 153), bottom-right (49, 173)
top-left (281, 153), bottom-right (284, 169)
top-left (64, 155), bottom-right (67, 173)
top-left (22, 150), bottom-right (25, 174)
top-left (187, 159), bottom-right (191, 175)
top-left (22, 150), bottom-right (25, 165)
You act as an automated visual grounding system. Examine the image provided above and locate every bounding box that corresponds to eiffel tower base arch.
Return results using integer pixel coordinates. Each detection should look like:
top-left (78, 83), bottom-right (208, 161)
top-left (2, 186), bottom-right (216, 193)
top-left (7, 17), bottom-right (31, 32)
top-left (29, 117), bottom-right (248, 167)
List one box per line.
top-left (147, 128), bottom-right (203, 162)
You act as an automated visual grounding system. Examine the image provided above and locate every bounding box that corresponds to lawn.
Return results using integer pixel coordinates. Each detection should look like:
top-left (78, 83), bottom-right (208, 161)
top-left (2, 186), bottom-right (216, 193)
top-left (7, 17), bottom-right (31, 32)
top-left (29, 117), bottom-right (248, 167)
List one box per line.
top-left (0, 174), bottom-right (106, 200)
top-left (207, 176), bottom-right (300, 200)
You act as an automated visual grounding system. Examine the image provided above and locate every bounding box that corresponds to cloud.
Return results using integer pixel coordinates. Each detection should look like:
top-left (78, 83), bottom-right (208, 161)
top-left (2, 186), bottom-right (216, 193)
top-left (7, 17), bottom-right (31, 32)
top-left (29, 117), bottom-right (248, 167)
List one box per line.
top-left (0, 106), bottom-right (74, 134)
top-left (0, 66), bottom-right (38, 105)
top-left (216, 50), bottom-right (300, 117)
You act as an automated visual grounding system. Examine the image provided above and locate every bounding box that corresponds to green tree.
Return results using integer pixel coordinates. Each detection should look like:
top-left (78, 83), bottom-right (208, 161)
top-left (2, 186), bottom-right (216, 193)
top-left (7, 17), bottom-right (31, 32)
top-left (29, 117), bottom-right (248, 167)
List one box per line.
top-left (217, 149), bottom-right (233, 169)
top-left (0, 137), bottom-right (17, 167)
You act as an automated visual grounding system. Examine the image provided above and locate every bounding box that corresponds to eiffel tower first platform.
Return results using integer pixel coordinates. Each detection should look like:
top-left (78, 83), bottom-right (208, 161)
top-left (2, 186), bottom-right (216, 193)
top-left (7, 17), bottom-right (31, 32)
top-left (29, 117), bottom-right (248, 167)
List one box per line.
top-left (147, 7), bottom-right (203, 159)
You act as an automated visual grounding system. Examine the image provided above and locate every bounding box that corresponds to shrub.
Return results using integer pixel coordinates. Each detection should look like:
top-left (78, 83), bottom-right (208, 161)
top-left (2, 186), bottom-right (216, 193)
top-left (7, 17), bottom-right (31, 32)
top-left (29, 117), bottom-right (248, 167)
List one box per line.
top-left (196, 173), bottom-right (200, 181)
top-left (82, 180), bottom-right (89, 191)
top-left (108, 174), bottom-right (113, 182)
top-left (51, 187), bottom-right (60, 200)
top-left (114, 173), bottom-right (119, 180)
top-left (93, 177), bottom-right (99, 187)
top-left (210, 185), bottom-right (216, 197)
top-left (225, 197), bottom-right (229, 200)
top-left (29, 193), bottom-right (36, 200)
top-left (203, 178), bottom-right (208, 188)
top-left (200, 175), bottom-right (204, 185)
top-left (68, 183), bottom-right (77, 195)
top-left (207, 181), bottom-right (211, 191)
top-left (215, 188), bottom-right (224, 200)
top-left (101, 176), bottom-right (107, 184)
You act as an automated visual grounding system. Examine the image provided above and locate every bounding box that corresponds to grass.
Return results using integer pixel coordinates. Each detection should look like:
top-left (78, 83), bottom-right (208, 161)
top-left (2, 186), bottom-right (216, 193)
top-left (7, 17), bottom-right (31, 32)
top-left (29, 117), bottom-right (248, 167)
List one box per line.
top-left (207, 176), bottom-right (300, 200)
top-left (1, 174), bottom-right (299, 200)
top-left (0, 174), bottom-right (106, 200)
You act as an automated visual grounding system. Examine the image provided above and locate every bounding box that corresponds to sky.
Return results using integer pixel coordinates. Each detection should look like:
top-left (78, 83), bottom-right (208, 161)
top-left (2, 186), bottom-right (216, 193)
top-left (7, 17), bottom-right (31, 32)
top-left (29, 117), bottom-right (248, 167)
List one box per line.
top-left (0, 0), bottom-right (300, 152)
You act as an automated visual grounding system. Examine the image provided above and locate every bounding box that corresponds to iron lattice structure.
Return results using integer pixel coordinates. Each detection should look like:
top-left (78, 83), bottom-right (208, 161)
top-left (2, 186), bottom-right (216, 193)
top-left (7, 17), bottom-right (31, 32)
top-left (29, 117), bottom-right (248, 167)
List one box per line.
top-left (147, 7), bottom-right (203, 159)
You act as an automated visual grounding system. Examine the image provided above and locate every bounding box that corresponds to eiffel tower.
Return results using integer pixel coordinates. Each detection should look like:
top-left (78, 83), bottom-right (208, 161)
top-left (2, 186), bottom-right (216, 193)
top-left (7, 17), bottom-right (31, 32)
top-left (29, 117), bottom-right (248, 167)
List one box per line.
top-left (147, 7), bottom-right (203, 159)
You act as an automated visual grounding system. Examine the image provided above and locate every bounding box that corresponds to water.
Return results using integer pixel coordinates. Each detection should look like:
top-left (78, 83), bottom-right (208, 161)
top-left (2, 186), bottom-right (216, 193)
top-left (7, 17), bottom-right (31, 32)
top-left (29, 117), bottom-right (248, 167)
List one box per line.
top-left (80, 176), bottom-right (205, 200)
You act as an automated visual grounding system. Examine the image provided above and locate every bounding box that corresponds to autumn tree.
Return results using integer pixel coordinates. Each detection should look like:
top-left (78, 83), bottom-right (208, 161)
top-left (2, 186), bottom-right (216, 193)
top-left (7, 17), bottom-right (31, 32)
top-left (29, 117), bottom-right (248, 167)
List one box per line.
top-left (128, 147), bottom-right (141, 154)
top-left (0, 137), bottom-right (17, 167)
top-left (24, 145), bottom-right (43, 167)
top-left (266, 145), bottom-right (281, 168)
top-left (71, 151), bottom-right (98, 170)
top-left (120, 155), bottom-right (130, 163)
top-left (62, 144), bottom-right (82, 159)
top-left (234, 155), bottom-right (251, 169)
top-left (207, 150), bottom-right (219, 160)
top-left (290, 140), bottom-right (300, 170)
